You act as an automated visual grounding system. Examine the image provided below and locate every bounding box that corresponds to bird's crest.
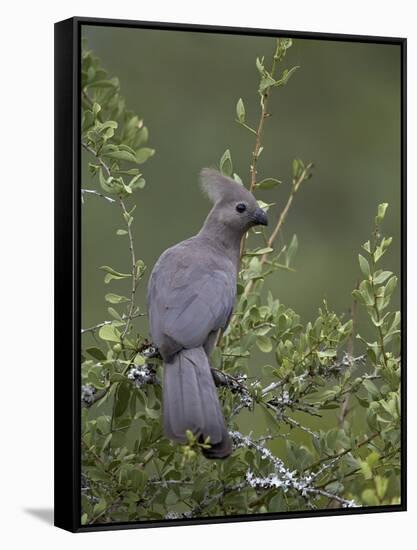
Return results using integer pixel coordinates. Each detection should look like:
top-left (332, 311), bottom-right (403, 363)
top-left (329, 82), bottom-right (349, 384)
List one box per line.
top-left (199, 168), bottom-right (246, 204)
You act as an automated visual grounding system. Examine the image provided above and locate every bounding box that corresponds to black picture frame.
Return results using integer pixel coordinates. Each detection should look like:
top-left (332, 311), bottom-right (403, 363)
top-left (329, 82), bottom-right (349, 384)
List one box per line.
top-left (54, 16), bottom-right (407, 533)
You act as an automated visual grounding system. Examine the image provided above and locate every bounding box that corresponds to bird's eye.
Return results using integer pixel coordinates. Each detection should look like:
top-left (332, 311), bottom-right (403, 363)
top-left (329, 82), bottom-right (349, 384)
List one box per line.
top-left (236, 203), bottom-right (247, 213)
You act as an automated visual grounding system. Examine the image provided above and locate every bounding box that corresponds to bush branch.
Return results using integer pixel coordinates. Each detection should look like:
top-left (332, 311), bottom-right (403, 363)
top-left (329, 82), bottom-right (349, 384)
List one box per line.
top-left (81, 312), bottom-right (144, 335)
top-left (244, 162), bottom-right (312, 297)
top-left (119, 198), bottom-right (138, 340)
top-left (81, 140), bottom-right (111, 178)
top-left (81, 189), bottom-right (116, 203)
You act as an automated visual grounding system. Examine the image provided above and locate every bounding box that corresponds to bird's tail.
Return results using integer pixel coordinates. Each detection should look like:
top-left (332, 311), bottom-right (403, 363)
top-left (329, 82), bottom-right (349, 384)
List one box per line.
top-left (163, 347), bottom-right (232, 459)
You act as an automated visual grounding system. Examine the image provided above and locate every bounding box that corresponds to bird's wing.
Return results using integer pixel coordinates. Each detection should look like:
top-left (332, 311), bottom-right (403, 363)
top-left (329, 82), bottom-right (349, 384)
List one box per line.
top-left (148, 248), bottom-right (235, 351)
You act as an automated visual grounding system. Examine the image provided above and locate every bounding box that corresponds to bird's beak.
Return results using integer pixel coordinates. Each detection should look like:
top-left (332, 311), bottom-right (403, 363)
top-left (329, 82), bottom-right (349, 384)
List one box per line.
top-left (252, 207), bottom-right (268, 226)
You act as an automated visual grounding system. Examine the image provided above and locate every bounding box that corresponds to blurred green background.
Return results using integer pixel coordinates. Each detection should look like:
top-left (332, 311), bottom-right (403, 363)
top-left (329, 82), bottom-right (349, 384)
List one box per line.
top-left (81, 25), bottom-right (401, 344)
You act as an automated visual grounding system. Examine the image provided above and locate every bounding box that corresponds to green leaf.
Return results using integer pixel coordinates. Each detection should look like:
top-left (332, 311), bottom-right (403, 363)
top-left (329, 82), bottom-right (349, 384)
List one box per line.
top-left (363, 379), bottom-right (379, 398)
top-left (104, 273), bottom-right (127, 284)
top-left (389, 311), bottom-right (401, 332)
top-left (384, 276), bottom-right (398, 297)
top-left (86, 347), bottom-right (107, 361)
top-left (87, 467), bottom-right (110, 483)
top-left (362, 488), bottom-right (379, 506)
top-left (133, 353), bottom-right (145, 366)
top-left (131, 469), bottom-right (148, 492)
top-left (269, 493), bottom-right (286, 513)
top-left (236, 98), bottom-right (246, 122)
top-left (135, 126), bottom-right (149, 147)
top-left (374, 237), bottom-right (392, 263)
top-left (100, 144), bottom-right (119, 156)
top-left (100, 265), bottom-right (130, 284)
top-left (260, 403), bottom-right (278, 432)
top-left (256, 178), bottom-right (282, 190)
top-left (116, 169), bottom-right (141, 177)
top-left (254, 324), bottom-right (273, 336)
top-left (376, 202), bottom-right (389, 224)
top-left (233, 173), bottom-right (243, 185)
top-left (259, 74), bottom-right (276, 94)
top-left (278, 65), bottom-right (300, 85)
top-left (220, 149), bottom-right (233, 177)
top-left (96, 415), bottom-right (110, 434)
top-left (375, 475), bottom-right (389, 500)
top-left (256, 200), bottom-right (275, 212)
top-left (105, 293), bottom-right (129, 304)
top-left (108, 307), bottom-right (122, 321)
top-left (382, 236), bottom-right (393, 251)
top-left (285, 234), bottom-right (298, 267)
top-left (352, 289), bottom-right (366, 304)
top-left (245, 247), bottom-right (273, 256)
top-left (369, 309), bottom-right (382, 327)
top-left (292, 158), bottom-right (304, 178)
top-left (116, 229), bottom-right (128, 236)
top-left (129, 174), bottom-right (146, 190)
top-left (101, 119), bottom-right (118, 129)
top-left (136, 259), bottom-right (146, 278)
top-left (114, 383), bottom-right (130, 418)
top-left (145, 406), bottom-right (161, 419)
top-left (98, 168), bottom-right (116, 195)
top-left (102, 433), bottom-right (112, 451)
top-left (359, 280), bottom-right (374, 305)
top-left (255, 57), bottom-right (265, 75)
top-left (103, 149), bottom-right (138, 163)
top-left (87, 370), bottom-right (106, 390)
top-left (93, 498), bottom-right (107, 516)
top-left (110, 373), bottom-right (126, 383)
top-left (358, 254), bottom-right (371, 278)
top-left (256, 335), bottom-right (273, 353)
top-left (317, 349), bottom-right (337, 358)
top-left (362, 240), bottom-right (371, 253)
top-left (81, 513), bottom-right (88, 525)
top-left (136, 147), bottom-right (155, 164)
top-left (373, 271), bottom-right (393, 285)
top-left (88, 79), bottom-right (118, 88)
top-left (119, 144), bottom-right (137, 155)
top-left (92, 102), bottom-right (101, 116)
top-left (98, 324), bottom-right (121, 343)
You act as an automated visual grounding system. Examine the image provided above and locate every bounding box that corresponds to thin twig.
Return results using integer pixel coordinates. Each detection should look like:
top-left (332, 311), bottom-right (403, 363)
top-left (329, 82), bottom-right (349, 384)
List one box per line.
top-left (80, 139), bottom-right (141, 341)
top-left (231, 431), bottom-right (357, 508)
top-left (243, 162), bottom-right (312, 297)
top-left (282, 415), bottom-right (320, 440)
top-left (339, 292), bottom-right (358, 427)
top-left (81, 140), bottom-right (111, 178)
top-left (303, 432), bottom-right (379, 474)
top-left (81, 189), bottom-right (116, 203)
top-left (240, 41), bottom-right (281, 257)
top-left (309, 487), bottom-right (356, 508)
top-left (189, 482), bottom-right (247, 517)
top-left (81, 312), bottom-right (144, 335)
top-left (249, 40), bottom-right (281, 193)
top-left (119, 199), bottom-right (138, 340)
top-left (370, 253), bottom-right (389, 368)
top-left (82, 89), bottom-right (94, 108)
top-left (261, 380), bottom-right (284, 396)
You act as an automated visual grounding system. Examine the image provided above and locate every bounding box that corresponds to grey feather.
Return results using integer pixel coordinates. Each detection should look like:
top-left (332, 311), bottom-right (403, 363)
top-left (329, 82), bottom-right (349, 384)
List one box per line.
top-left (200, 168), bottom-right (257, 206)
top-left (147, 169), bottom-right (268, 459)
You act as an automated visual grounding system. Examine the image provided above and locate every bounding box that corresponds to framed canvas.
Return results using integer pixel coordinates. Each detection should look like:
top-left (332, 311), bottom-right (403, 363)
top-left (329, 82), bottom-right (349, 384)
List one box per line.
top-left (54, 16), bottom-right (406, 532)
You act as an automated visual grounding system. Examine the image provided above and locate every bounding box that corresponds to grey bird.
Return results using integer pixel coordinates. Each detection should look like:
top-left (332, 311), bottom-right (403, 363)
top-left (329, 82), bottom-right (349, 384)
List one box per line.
top-left (147, 168), bottom-right (268, 458)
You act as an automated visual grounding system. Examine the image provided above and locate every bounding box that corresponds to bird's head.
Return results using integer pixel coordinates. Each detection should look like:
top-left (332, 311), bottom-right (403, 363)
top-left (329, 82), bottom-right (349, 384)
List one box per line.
top-left (200, 168), bottom-right (268, 235)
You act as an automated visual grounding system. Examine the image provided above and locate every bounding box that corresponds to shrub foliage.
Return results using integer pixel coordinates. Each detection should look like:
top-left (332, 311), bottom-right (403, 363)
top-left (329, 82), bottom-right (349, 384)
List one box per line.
top-left (80, 38), bottom-right (401, 525)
